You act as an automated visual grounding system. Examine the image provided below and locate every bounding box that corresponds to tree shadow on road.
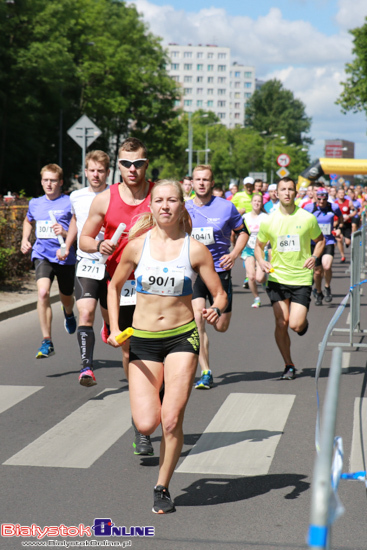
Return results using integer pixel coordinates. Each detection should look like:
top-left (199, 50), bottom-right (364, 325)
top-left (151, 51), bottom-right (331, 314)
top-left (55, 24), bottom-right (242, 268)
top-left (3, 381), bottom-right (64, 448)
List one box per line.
top-left (175, 473), bottom-right (310, 507)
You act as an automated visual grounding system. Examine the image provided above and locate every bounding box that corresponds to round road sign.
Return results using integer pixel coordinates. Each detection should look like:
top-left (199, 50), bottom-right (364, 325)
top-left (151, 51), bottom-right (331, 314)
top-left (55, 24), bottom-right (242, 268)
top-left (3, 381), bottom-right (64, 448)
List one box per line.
top-left (277, 153), bottom-right (290, 167)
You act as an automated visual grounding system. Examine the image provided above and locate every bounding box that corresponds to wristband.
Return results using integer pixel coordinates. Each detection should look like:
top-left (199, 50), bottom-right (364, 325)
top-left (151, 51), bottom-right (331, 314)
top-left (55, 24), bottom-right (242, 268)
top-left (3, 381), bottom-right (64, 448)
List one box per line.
top-left (96, 240), bottom-right (104, 253)
top-left (311, 255), bottom-right (318, 260)
top-left (210, 307), bottom-right (221, 317)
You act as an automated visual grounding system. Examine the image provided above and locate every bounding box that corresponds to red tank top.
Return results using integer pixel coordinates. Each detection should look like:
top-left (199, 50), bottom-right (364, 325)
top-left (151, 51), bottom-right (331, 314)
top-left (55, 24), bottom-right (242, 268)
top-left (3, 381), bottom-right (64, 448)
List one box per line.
top-left (104, 181), bottom-right (154, 276)
top-left (337, 199), bottom-right (351, 222)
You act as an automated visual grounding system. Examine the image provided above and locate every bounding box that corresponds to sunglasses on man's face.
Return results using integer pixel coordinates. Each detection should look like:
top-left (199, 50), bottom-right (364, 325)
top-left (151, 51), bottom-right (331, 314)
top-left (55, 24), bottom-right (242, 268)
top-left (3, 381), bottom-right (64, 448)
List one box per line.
top-left (118, 158), bottom-right (147, 169)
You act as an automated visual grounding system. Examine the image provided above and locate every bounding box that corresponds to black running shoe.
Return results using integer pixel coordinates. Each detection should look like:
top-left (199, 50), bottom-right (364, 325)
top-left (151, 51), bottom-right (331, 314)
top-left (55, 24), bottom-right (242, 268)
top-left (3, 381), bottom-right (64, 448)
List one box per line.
top-left (324, 286), bottom-right (332, 303)
top-left (315, 292), bottom-right (323, 306)
top-left (298, 320), bottom-right (309, 336)
top-left (152, 485), bottom-right (176, 514)
top-left (132, 418), bottom-right (154, 455)
top-left (280, 365), bottom-right (296, 380)
top-left (133, 432), bottom-right (154, 455)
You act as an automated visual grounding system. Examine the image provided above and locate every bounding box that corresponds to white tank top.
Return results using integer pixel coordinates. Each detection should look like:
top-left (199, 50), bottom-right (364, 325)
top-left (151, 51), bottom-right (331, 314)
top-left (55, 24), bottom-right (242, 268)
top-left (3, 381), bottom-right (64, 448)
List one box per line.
top-left (135, 231), bottom-right (197, 296)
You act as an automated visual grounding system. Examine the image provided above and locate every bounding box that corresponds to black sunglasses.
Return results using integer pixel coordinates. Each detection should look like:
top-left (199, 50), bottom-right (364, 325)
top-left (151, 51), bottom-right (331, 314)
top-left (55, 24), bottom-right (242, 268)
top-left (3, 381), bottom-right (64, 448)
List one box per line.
top-left (118, 158), bottom-right (147, 169)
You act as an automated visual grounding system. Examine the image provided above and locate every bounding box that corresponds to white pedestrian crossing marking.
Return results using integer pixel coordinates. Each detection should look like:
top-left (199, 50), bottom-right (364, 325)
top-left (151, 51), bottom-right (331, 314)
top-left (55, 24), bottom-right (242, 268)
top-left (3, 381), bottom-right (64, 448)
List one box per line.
top-left (176, 393), bottom-right (295, 476)
top-left (0, 385), bottom-right (43, 415)
top-left (350, 397), bottom-right (367, 473)
top-left (3, 389), bottom-right (131, 468)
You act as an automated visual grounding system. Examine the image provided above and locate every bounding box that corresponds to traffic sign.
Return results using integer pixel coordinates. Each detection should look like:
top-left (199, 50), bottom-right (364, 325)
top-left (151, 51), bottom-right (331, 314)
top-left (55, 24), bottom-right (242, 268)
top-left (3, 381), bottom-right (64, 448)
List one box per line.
top-left (67, 115), bottom-right (101, 149)
top-left (277, 153), bottom-right (290, 167)
top-left (67, 115), bottom-right (102, 186)
top-left (330, 174), bottom-right (338, 180)
top-left (276, 167), bottom-right (289, 178)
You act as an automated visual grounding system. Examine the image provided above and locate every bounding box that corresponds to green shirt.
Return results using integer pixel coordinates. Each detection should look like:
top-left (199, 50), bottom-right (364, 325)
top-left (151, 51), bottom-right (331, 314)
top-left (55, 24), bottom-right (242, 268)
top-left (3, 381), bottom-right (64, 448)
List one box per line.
top-left (231, 191), bottom-right (253, 213)
top-left (257, 205), bottom-right (321, 286)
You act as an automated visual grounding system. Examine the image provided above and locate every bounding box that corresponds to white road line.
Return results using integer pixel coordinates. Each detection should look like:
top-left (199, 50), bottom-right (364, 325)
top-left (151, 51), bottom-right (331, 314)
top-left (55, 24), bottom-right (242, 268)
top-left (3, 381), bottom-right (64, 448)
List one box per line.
top-left (3, 389), bottom-right (131, 468)
top-left (176, 393), bottom-right (295, 476)
top-left (350, 397), bottom-right (367, 473)
top-left (0, 385), bottom-right (43, 415)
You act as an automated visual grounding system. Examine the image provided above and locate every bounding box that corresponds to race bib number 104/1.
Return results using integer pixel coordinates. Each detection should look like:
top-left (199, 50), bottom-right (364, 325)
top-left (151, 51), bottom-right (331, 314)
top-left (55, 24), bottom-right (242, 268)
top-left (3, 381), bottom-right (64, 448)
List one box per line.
top-left (191, 226), bottom-right (215, 246)
top-left (277, 234), bottom-right (300, 253)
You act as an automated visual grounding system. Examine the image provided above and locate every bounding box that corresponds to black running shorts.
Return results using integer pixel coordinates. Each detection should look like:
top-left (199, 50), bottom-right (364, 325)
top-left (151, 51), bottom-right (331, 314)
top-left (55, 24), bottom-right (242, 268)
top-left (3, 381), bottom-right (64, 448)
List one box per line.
top-left (34, 259), bottom-right (75, 296)
top-left (74, 260), bottom-right (108, 309)
top-left (266, 281), bottom-right (312, 310)
top-left (192, 270), bottom-right (232, 313)
top-left (129, 320), bottom-right (200, 363)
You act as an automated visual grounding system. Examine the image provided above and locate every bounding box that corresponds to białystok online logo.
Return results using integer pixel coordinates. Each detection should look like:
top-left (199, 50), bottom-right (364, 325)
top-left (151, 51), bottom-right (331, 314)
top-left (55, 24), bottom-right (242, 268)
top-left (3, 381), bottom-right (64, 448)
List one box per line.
top-left (1, 520), bottom-right (155, 539)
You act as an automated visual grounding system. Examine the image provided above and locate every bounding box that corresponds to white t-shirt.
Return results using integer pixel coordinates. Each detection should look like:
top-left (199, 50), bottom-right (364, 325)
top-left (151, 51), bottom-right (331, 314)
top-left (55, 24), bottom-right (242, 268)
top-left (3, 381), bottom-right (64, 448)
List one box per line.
top-left (243, 212), bottom-right (268, 249)
top-left (70, 186), bottom-right (109, 260)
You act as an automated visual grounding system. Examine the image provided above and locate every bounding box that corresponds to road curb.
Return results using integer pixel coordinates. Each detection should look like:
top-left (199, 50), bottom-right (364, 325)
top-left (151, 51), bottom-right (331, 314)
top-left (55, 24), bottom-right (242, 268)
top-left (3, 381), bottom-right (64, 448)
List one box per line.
top-left (0, 292), bottom-right (60, 322)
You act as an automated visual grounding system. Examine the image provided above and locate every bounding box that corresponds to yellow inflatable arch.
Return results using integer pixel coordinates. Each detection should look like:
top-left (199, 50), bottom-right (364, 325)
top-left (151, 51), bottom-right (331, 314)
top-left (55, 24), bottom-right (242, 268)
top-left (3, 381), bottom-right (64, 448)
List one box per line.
top-left (298, 158), bottom-right (367, 188)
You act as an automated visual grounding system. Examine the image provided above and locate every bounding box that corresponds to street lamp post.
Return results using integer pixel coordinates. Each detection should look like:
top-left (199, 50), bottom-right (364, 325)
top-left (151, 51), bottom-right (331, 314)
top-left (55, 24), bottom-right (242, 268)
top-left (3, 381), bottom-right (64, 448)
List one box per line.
top-left (188, 112), bottom-right (193, 176)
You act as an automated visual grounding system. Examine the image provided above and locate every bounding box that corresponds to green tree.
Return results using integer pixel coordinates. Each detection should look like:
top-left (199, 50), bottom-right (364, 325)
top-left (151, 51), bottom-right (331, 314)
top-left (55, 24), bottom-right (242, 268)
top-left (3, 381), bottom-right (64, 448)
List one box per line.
top-left (0, 0), bottom-right (180, 196)
top-left (336, 21), bottom-right (367, 114)
top-left (244, 79), bottom-right (312, 147)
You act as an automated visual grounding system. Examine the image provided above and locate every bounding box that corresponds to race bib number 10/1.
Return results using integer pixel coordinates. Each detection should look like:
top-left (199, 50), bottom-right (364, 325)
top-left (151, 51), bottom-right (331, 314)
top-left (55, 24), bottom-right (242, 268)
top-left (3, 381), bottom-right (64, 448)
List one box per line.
top-left (36, 220), bottom-right (56, 239)
top-left (277, 234), bottom-right (300, 253)
top-left (191, 226), bottom-right (215, 245)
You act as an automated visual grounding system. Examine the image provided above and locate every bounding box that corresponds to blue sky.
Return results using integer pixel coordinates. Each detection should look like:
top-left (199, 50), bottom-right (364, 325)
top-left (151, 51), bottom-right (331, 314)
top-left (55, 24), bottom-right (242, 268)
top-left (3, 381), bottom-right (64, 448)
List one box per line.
top-left (131, 0), bottom-right (367, 161)
top-left (148, 0), bottom-right (340, 35)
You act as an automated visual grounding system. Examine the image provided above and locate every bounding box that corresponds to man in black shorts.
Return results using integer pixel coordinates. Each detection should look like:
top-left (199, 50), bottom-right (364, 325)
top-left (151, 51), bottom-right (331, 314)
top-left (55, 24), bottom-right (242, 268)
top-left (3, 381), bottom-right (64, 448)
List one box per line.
top-left (59, 151), bottom-right (110, 386)
top-left (304, 188), bottom-right (343, 305)
top-left (21, 164), bottom-right (76, 358)
top-left (185, 165), bottom-right (249, 389)
top-left (255, 177), bottom-right (325, 380)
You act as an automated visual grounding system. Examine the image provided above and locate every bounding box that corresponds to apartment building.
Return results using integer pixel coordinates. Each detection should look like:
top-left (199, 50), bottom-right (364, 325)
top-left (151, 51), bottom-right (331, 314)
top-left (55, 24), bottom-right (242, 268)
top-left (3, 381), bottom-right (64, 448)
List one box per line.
top-left (166, 44), bottom-right (255, 128)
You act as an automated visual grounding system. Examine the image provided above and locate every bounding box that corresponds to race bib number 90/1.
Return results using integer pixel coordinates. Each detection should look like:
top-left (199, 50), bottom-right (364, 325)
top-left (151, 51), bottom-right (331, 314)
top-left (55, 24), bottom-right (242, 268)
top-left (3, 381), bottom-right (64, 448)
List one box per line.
top-left (120, 280), bottom-right (137, 306)
top-left (277, 234), bottom-right (300, 253)
top-left (76, 258), bottom-right (106, 281)
top-left (36, 220), bottom-right (56, 239)
top-left (191, 226), bottom-right (215, 245)
top-left (142, 266), bottom-right (184, 296)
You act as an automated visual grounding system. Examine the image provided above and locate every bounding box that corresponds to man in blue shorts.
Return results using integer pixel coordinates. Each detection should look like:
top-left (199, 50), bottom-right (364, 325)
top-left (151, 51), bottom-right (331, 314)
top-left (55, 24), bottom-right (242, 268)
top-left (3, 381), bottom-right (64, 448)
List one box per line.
top-left (58, 151), bottom-right (110, 387)
top-left (255, 177), bottom-right (325, 380)
top-left (304, 187), bottom-right (343, 305)
top-left (21, 164), bottom-right (76, 358)
top-left (186, 164), bottom-right (249, 389)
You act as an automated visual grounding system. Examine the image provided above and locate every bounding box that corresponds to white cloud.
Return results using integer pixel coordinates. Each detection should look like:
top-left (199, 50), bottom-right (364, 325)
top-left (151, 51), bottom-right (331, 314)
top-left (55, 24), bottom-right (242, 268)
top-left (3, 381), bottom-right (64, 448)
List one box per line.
top-left (130, 0), bottom-right (367, 160)
top-left (335, 0), bottom-right (367, 31)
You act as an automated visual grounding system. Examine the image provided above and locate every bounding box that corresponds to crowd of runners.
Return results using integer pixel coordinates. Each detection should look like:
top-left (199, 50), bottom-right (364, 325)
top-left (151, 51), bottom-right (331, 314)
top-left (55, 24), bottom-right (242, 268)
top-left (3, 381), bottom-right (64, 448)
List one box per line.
top-left (20, 138), bottom-right (367, 514)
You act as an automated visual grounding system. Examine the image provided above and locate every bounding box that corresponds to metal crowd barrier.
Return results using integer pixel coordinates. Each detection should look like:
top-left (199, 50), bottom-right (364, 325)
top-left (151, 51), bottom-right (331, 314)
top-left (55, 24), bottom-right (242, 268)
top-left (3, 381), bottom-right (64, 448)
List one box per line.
top-left (308, 212), bottom-right (367, 548)
top-left (308, 347), bottom-right (343, 549)
top-left (324, 217), bottom-right (367, 349)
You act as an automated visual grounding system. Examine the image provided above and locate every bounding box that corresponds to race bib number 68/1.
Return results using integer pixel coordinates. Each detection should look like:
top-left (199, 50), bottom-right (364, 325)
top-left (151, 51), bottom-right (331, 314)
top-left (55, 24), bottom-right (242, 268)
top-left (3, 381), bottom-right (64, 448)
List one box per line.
top-left (277, 234), bottom-right (300, 253)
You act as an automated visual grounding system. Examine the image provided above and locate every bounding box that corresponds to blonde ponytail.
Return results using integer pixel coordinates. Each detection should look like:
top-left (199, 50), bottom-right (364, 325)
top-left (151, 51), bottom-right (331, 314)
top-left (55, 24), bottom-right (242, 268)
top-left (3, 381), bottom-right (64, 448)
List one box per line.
top-left (129, 212), bottom-right (156, 240)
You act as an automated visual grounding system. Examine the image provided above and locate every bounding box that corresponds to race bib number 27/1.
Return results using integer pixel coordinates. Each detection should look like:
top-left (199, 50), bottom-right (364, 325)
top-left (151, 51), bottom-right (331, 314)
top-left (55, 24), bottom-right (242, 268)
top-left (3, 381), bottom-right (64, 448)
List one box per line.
top-left (277, 234), bottom-right (300, 253)
top-left (76, 258), bottom-right (106, 281)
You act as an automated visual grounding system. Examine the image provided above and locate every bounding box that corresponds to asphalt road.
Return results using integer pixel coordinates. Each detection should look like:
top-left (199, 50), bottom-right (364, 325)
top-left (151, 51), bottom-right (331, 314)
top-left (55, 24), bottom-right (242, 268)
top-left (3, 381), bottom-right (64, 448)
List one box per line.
top-left (1, 254), bottom-right (367, 550)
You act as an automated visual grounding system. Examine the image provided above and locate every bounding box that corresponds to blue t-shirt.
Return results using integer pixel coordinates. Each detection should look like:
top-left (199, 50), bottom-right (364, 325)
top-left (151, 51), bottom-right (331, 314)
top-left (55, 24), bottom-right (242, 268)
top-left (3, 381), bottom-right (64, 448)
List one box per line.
top-left (27, 194), bottom-right (76, 265)
top-left (185, 196), bottom-right (243, 272)
top-left (304, 201), bottom-right (341, 245)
